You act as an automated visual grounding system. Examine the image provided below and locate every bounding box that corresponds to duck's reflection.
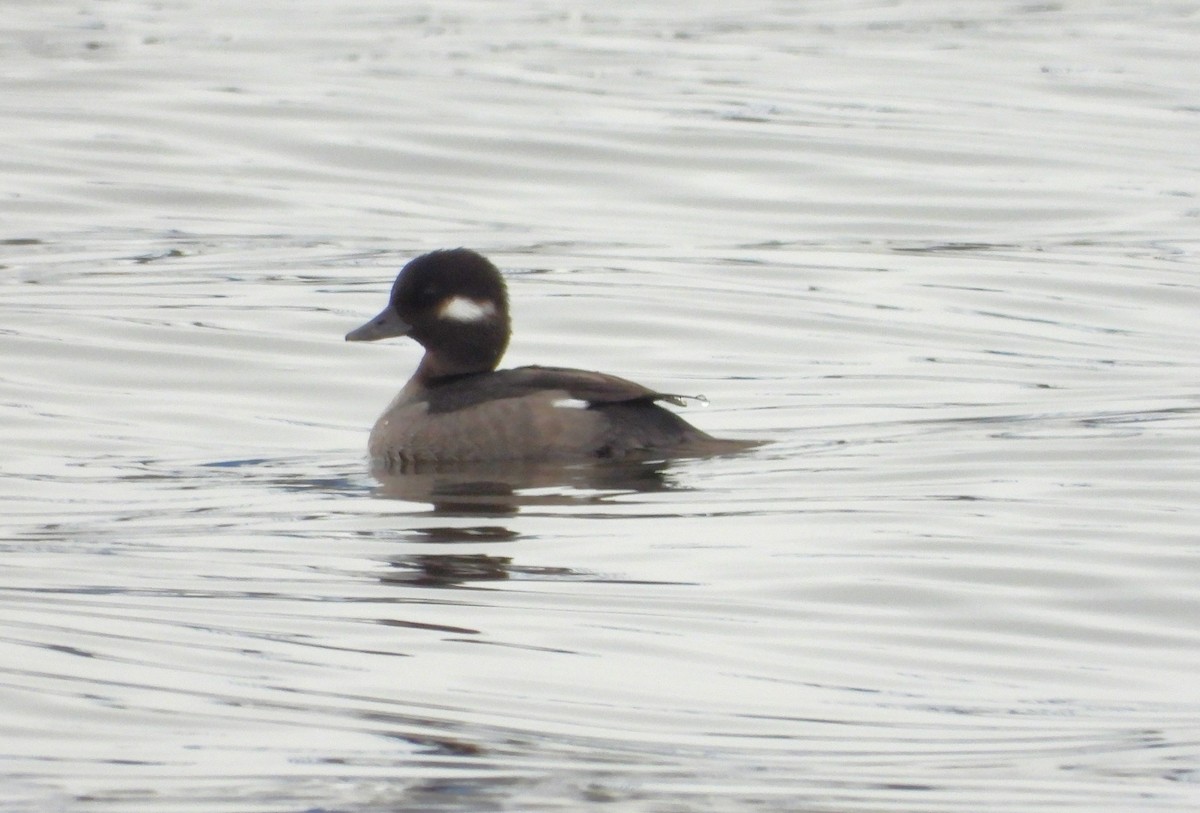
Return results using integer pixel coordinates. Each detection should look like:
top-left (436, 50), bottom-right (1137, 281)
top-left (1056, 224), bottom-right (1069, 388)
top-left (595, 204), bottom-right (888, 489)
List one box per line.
top-left (370, 455), bottom-right (687, 514)
top-left (379, 551), bottom-right (598, 589)
top-left (380, 552), bottom-right (514, 588)
top-left (370, 457), bottom-right (695, 589)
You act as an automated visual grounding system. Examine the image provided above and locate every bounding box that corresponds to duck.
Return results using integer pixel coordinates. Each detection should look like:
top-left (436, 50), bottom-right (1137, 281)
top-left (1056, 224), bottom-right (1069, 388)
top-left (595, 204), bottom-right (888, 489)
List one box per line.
top-left (346, 249), bottom-right (753, 469)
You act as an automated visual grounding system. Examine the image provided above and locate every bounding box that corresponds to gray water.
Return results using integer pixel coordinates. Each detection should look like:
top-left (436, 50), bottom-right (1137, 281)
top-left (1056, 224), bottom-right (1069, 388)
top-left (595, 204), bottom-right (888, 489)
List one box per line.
top-left (4, 2), bottom-right (1200, 811)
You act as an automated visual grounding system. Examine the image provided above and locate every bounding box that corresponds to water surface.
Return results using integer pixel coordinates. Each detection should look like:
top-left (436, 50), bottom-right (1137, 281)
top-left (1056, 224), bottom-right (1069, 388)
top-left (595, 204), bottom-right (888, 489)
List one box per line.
top-left (3, 2), bottom-right (1200, 811)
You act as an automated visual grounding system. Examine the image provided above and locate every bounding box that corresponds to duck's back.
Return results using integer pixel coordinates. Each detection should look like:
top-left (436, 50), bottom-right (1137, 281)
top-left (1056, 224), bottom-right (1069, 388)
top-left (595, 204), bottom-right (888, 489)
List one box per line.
top-left (368, 365), bottom-right (734, 467)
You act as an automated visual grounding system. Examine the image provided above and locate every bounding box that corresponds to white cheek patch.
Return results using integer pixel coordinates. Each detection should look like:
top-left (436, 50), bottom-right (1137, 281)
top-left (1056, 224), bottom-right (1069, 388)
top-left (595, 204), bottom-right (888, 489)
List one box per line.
top-left (552, 398), bottom-right (590, 410)
top-left (438, 296), bottom-right (496, 322)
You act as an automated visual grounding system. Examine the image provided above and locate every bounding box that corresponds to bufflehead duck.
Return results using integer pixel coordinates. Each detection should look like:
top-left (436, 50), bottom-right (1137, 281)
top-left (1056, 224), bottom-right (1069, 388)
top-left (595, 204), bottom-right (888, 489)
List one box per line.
top-left (346, 249), bottom-right (752, 468)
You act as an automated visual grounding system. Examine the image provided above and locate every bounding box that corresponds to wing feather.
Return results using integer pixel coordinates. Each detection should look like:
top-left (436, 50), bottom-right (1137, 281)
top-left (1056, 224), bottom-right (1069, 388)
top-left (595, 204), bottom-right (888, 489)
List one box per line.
top-left (424, 365), bottom-right (687, 414)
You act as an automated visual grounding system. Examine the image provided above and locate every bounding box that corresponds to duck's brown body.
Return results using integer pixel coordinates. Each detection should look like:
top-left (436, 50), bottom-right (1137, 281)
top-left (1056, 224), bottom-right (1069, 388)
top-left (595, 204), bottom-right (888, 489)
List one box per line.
top-left (366, 365), bottom-right (728, 466)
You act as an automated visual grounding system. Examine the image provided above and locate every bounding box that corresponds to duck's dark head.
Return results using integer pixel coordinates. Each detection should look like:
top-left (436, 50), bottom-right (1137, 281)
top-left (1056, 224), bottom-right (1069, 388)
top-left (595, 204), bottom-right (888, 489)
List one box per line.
top-left (346, 249), bottom-right (511, 379)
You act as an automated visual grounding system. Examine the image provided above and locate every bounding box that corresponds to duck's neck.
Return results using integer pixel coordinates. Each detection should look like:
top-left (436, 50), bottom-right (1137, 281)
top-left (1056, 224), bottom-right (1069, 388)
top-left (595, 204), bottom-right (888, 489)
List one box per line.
top-left (410, 318), bottom-right (509, 383)
top-left (415, 351), bottom-right (496, 382)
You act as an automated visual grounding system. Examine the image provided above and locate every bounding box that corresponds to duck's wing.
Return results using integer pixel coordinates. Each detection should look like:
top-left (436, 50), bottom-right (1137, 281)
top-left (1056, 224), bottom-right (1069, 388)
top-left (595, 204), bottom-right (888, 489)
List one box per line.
top-left (416, 365), bottom-right (756, 458)
top-left (510, 365), bottom-right (690, 406)
top-left (423, 365), bottom-right (688, 414)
